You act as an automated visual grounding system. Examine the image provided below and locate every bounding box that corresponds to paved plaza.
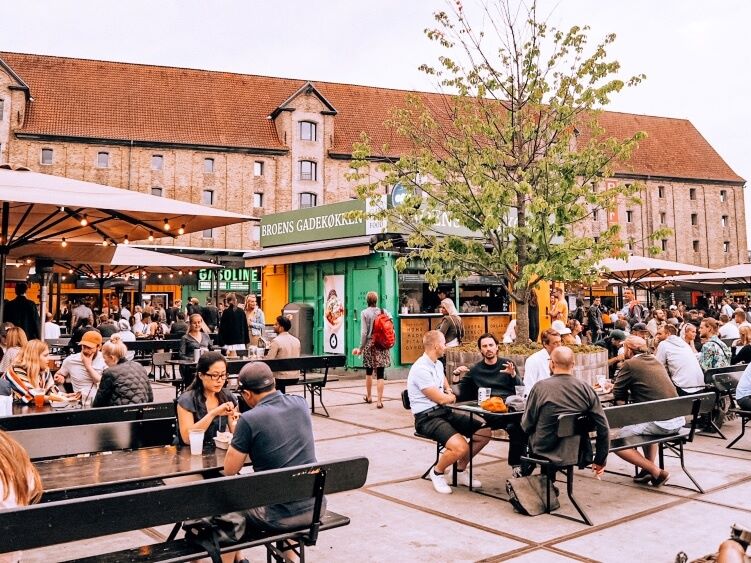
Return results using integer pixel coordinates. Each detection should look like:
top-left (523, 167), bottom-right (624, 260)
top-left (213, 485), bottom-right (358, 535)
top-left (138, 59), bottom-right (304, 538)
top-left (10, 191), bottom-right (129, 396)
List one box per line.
top-left (18, 375), bottom-right (751, 562)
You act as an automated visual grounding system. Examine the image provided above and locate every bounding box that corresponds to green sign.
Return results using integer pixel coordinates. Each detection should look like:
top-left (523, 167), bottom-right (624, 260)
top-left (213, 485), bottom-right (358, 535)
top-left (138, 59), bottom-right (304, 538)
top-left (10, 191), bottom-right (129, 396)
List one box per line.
top-left (261, 200), bottom-right (384, 247)
top-left (197, 268), bottom-right (261, 292)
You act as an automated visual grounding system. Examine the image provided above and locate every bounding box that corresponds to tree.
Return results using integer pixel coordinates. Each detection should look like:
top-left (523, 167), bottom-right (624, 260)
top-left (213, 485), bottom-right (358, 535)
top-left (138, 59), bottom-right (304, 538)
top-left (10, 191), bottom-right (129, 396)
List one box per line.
top-left (350, 0), bottom-right (663, 342)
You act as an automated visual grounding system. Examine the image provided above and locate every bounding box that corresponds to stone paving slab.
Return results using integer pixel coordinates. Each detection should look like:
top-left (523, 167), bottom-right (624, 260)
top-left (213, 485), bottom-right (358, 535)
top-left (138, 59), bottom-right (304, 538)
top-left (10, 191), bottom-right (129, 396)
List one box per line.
top-left (701, 479), bottom-right (751, 512)
top-left (326, 402), bottom-right (414, 430)
top-left (502, 549), bottom-right (585, 562)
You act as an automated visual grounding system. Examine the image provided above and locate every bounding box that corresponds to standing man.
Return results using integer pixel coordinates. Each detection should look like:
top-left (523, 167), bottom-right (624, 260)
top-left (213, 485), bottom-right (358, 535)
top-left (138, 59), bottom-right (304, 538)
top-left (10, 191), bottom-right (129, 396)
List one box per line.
top-left (4, 282), bottom-right (40, 340)
top-left (549, 288), bottom-right (568, 323)
top-left (521, 346), bottom-right (609, 477)
top-left (54, 330), bottom-right (106, 405)
top-left (201, 298), bottom-right (219, 332)
top-left (588, 297), bottom-right (604, 344)
top-left (611, 336), bottom-right (677, 486)
top-left (455, 333), bottom-right (527, 476)
top-left (408, 330), bottom-right (490, 494)
top-left (721, 299), bottom-right (735, 319)
top-left (71, 299), bottom-right (94, 329)
top-left (265, 315), bottom-right (301, 385)
top-left (523, 329), bottom-right (562, 396)
top-left (166, 299), bottom-right (180, 325)
top-left (223, 363), bottom-right (323, 562)
top-left (654, 324), bottom-right (705, 395)
top-left (219, 293), bottom-right (248, 357)
top-left (622, 288), bottom-right (645, 327)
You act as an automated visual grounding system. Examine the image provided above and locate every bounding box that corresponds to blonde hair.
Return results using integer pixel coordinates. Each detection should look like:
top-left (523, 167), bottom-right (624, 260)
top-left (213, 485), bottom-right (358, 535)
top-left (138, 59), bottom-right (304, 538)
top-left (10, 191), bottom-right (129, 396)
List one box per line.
top-left (423, 329), bottom-right (445, 349)
top-left (440, 298), bottom-right (458, 316)
top-left (12, 340), bottom-right (48, 388)
top-left (739, 325), bottom-right (751, 345)
top-left (0, 430), bottom-right (42, 505)
top-left (5, 326), bottom-right (28, 349)
top-left (102, 338), bottom-right (127, 361)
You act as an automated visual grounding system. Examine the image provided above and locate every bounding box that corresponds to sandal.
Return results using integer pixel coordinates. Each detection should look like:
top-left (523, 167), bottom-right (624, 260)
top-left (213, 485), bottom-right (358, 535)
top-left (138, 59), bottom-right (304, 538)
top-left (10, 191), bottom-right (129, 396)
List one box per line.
top-left (376, 401), bottom-right (384, 409)
top-left (363, 395), bottom-right (372, 404)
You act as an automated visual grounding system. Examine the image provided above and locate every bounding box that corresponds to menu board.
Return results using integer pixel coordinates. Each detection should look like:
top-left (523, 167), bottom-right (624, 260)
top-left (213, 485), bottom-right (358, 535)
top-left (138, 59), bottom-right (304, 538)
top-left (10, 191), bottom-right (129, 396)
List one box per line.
top-left (400, 318), bottom-right (431, 364)
top-left (462, 316), bottom-right (486, 345)
top-left (488, 315), bottom-right (511, 340)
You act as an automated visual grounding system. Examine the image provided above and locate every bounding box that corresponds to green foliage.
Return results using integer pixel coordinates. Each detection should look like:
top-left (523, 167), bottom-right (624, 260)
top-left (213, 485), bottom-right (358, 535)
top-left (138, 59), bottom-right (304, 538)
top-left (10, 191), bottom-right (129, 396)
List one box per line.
top-left (348, 0), bottom-right (654, 341)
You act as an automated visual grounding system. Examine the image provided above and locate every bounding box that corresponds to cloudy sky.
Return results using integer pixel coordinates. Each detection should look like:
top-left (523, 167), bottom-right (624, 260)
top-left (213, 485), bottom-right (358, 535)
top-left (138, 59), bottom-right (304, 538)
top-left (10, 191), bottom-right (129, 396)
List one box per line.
top-left (4, 0), bottom-right (750, 243)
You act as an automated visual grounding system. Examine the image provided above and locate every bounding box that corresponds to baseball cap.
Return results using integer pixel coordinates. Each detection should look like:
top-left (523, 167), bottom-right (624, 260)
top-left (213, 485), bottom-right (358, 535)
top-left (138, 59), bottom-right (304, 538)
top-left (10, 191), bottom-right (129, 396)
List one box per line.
top-left (238, 362), bottom-right (275, 392)
top-left (79, 330), bottom-right (103, 349)
top-left (551, 320), bottom-right (571, 335)
top-left (610, 329), bottom-right (627, 341)
top-left (669, 305), bottom-right (677, 310)
top-left (632, 323), bottom-right (648, 332)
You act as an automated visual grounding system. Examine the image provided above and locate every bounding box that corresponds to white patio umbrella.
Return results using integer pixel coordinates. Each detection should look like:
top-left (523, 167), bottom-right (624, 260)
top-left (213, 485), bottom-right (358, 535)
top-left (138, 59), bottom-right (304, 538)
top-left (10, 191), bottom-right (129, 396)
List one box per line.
top-left (0, 166), bottom-right (255, 321)
top-left (642, 263), bottom-right (751, 289)
top-left (594, 255), bottom-right (714, 286)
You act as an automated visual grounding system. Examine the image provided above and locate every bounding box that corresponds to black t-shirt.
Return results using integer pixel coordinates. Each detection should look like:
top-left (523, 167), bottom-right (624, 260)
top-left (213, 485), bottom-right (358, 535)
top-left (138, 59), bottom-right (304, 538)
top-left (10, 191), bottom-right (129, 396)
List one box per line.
top-left (458, 357), bottom-right (522, 400)
top-left (177, 388), bottom-right (237, 444)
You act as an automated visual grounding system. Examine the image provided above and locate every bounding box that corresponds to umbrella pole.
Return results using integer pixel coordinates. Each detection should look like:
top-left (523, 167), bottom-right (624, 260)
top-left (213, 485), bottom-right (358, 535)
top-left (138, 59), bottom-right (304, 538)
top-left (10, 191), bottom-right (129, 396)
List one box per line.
top-left (39, 271), bottom-right (50, 339)
top-left (0, 202), bottom-right (8, 324)
top-left (55, 273), bottom-right (62, 322)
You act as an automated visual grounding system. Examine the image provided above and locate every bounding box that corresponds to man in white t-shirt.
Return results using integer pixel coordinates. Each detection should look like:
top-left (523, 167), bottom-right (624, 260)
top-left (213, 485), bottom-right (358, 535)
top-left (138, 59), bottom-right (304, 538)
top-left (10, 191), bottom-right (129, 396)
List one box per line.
top-left (654, 324), bottom-right (704, 394)
top-left (54, 330), bottom-right (106, 405)
top-left (407, 330), bottom-right (490, 494)
top-left (523, 328), bottom-right (562, 396)
top-left (718, 313), bottom-right (740, 340)
top-left (43, 312), bottom-right (61, 339)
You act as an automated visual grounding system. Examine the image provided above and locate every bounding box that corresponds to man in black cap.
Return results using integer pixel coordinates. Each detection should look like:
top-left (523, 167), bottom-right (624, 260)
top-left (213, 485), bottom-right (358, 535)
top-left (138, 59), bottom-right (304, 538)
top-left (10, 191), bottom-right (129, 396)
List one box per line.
top-left (223, 362), bottom-right (323, 546)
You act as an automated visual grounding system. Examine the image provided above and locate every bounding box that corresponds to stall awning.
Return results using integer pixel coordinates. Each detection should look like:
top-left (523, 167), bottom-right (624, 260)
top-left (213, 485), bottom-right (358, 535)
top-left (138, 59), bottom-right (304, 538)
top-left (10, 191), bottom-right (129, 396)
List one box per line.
top-left (244, 235), bottom-right (376, 267)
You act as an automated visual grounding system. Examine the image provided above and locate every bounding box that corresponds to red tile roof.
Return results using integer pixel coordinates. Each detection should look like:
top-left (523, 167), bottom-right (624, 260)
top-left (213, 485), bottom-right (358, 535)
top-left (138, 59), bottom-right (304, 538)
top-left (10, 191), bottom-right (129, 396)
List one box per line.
top-left (1, 52), bottom-right (743, 183)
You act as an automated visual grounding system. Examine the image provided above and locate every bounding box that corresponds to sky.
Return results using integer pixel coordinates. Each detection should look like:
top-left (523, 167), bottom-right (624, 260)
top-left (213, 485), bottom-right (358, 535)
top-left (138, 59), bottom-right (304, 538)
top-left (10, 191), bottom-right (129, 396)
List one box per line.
top-left (3, 0), bottom-right (750, 244)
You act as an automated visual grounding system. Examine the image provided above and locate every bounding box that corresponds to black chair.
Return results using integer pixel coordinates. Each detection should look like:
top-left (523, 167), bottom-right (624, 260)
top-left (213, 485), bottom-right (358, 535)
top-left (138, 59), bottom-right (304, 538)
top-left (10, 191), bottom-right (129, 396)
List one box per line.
top-left (713, 371), bottom-right (751, 452)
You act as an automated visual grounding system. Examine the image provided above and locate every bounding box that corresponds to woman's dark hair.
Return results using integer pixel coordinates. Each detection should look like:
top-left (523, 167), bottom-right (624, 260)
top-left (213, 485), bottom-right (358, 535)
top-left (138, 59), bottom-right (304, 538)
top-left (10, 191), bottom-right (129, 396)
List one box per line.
top-left (186, 351), bottom-right (232, 410)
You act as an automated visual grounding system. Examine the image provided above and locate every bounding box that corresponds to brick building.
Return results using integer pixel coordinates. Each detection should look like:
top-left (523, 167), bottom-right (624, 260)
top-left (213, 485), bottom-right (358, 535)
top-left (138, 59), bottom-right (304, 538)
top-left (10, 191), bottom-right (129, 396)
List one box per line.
top-left (0, 52), bottom-right (745, 268)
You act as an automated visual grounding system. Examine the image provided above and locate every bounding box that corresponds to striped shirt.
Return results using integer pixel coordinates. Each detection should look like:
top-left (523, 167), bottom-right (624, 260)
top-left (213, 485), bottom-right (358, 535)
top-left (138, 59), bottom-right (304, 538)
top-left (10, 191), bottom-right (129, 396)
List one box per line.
top-left (4, 365), bottom-right (58, 404)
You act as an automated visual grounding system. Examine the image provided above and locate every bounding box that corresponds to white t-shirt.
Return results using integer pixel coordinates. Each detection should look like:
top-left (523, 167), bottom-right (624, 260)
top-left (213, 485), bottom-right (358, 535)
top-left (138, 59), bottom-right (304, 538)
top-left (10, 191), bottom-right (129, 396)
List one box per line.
top-left (44, 321), bottom-right (61, 339)
top-left (655, 336), bottom-right (704, 392)
top-left (60, 352), bottom-right (106, 405)
top-left (523, 347), bottom-right (551, 396)
top-left (719, 322), bottom-right (740, 340)
top-left (407, 353), bottom-right (445, 415)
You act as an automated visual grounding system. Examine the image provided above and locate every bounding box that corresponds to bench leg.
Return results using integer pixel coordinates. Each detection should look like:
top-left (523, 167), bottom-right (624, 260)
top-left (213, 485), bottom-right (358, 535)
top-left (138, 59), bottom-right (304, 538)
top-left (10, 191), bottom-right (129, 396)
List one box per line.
top-left (267, 539), bottom-right (300, 562)
top-left (726, 416), bottom-right (749, 450)
top-left (306, 384), bottom-right (329, 418)
top-left (664, 442), bottom-right (705, 494)
top-left (167, 521), bottom-right (182, 541)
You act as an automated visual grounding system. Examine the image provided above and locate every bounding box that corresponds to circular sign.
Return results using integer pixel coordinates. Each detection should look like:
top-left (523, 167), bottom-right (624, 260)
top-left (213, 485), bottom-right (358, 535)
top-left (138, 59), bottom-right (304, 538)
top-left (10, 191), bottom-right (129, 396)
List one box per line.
top-left (390, 182), bottom-right (407, 207)
top-left (329, 333), bottom-right (338, 349)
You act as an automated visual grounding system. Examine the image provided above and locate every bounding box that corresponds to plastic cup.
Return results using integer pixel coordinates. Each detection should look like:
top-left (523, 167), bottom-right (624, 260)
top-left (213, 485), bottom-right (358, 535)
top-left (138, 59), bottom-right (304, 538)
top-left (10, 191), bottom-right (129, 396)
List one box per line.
top-left (31, 388), bottom-right (45, 408)
top-left (515, 386), bottom-right (526, 398)
top-left (193, 348), bottom-right (201, 362)
top-left (189, 430), bottom-right (205, 455)
top-left (597, 375), bottom-right (608, 388)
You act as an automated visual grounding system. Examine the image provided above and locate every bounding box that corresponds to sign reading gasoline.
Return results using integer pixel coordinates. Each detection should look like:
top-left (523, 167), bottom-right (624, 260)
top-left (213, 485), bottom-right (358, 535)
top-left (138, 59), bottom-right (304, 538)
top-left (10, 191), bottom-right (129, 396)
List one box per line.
top-left (197, 268), bottom-right (261, 292)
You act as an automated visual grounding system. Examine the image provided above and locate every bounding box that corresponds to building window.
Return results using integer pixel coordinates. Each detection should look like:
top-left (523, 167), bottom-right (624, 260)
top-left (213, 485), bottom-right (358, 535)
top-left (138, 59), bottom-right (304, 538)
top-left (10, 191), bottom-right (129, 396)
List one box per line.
top-left (252, 192), bottom-right (263, 208)
top-left (41, 148), bottom-right (54, 165)
top-left (97, 152), bottom-right (110, 168)
top-left (299, 121), bottom-right (317, 141)
top-left (152, 155), bottom-right (163, 171)
top-left (689, 188), bottom-right (696, 200)
top-left (693, 240), bottom-right (700, 252)
top-left (0, 98), bottom-right (4, 122)
top-left (151, 187), bottom-right (163, 197)
top-left (299, 160), bottom-right (317, 181)
top-left (659, 212), bottom-right (666, 224)
top-left (204, 158), bottom-right (214, 174)
top-left (253, 161), bottom-right (264, 176)
top-left (591, 182), bottom-right (597, 193)
top-left (299, 192), bottom-right (317, 209)
top-left (626, 210), bottom-right (633, 223)
top-left (251, 224), bottom-right (260, 242)
top-left (722, 215), bottom-right (728, 228)
top-left (724, 241), bottom-right (730, 253)
top-left (661, 239), bottom-right (668, 252)
top-left (627, 242), bottom-right (634, 251)
top-left (592, 208), bottom-right (598, 221)
top-left (202, 229), bottom-right (214, 239)
top-left (593, 236), bottom-right (599, 244)
top-left (202, 189), bottom-right (214, 206)
top-left (690, 213), bottom-right (698, 226)
top-left (658, 185), bottom-right (665, 198)
top-left (720, 190), bottom-right (727, 202)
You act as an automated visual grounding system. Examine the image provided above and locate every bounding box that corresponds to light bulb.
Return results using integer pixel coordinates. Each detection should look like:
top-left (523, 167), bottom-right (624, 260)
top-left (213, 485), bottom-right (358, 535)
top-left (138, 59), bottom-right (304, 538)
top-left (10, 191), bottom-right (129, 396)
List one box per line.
top-left (178, 224), bottom-right (185, 235)
top-left (148, 232), bottom-right (154, 242)
top-left (61, 238), bottom-right (67, 247)
top-left (123, 237), bottom-right (129, 245)
top-left (80, 215), bottom-right (88, 227)
top-left (163, 219), bottom-right (170, 231)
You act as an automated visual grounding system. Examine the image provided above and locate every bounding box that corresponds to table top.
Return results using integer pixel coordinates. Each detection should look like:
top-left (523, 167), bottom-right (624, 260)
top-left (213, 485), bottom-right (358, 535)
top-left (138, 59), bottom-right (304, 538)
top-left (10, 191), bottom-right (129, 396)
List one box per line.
top-left (12, 403), bottom-right (56, 415)
top-left (450, 401), bottom-right (524, 419)
top-left (36, 444), bottom-right (229, 495)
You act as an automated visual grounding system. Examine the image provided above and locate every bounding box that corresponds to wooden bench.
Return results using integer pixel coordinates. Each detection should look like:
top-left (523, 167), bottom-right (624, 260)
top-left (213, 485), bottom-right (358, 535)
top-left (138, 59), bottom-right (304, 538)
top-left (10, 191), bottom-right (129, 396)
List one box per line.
top-left (522, 393), bottom-right (714, 526)
top-left (0, 456), bottom-right (369, 563)
top-left (10, 416), bottom-right (176, 461)
top-left (0, 402), bottom-right (174, 431)
top-left (712, 371), bottom-right (751, 452)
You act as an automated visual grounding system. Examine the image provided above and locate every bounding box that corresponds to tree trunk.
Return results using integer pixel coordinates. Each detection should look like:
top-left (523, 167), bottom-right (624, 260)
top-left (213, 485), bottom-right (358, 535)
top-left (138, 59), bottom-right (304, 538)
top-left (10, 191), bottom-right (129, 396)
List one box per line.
top-left (516, 297), bottom-right (530, 343)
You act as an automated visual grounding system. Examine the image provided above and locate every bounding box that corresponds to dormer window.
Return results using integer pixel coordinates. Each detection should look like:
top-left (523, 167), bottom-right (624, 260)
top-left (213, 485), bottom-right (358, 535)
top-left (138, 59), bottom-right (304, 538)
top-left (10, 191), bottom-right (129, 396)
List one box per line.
top-left (300, 121), bottom-right (317, 141)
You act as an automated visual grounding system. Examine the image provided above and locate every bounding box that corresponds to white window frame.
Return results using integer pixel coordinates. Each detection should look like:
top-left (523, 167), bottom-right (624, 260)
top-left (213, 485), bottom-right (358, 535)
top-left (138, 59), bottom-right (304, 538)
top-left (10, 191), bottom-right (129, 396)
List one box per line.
top-left (253, 161), bottom-right (264, 176)
top-left (299, 160), bottom-right (317, 181)
top-left (299, 121), bottom-right (317, 141)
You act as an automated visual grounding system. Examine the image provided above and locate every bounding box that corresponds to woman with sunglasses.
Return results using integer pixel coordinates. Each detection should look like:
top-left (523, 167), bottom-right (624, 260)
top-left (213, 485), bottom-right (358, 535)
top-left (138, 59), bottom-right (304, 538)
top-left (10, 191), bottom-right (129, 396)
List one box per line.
top-left (176, 351), bottom-right (237, 446)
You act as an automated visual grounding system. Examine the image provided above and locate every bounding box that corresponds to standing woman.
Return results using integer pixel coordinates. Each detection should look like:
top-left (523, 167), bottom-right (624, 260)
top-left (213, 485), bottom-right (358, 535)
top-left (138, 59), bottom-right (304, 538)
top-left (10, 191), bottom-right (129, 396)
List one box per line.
top-left (528, 290), bottom-right (540, 343)
top-left (4, 340), bottom-right (63, 404)
top-left (176, 351), bottom-right (237, 446)
top-left (218, 293), bottom-right (248, 358)
top-left (438, 298), bottom-right (464, 348)
top-left (0, 327), bottom-right (28, 374)
top-left (179, 313), bottom-right (211, 388)
top-left (244, 294), bottom-right (265, 347)
top-left (352, 291), bottom-right (390, 408)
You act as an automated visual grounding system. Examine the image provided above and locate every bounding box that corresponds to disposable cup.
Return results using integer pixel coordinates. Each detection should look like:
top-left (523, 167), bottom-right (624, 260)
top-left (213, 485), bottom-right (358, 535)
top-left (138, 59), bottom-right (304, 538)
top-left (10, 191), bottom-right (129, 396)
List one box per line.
top-left (0, 395), bottom-right (12, 417)
top-left (597, 375), bottom-right (608, 388)
top-left (193, 348), bottom-right (201, 362)
top-left (477, 387), bottom-right (491, 405)
top-left (515, 386), bottom-right (526, 398)
top-left (189, 430), bottom-right (205, 455)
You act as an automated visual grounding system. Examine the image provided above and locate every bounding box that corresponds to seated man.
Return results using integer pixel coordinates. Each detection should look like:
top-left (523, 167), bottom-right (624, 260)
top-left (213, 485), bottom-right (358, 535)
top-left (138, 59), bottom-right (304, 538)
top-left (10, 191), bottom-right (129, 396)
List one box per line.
top-left (455, 333), bottom-right (527, 477)
top-left (655, 324), bottom-right (705, 395)
top-left (611, 336), bottom-right (679, 486)
top-left (265, 315), bottom-right (301, 387)
top-left (523, 328), bottom-right (562, 396)
top-left (698, 317), bottom-right (731, 371)
top-left (223, 362), bottom-right (323, 563)
top-left (595, 329), bottom-right (627, 378)
top-left (521, 347), bottom-right (609, 476)
top-left (408, 330), bottom-right (491, 494)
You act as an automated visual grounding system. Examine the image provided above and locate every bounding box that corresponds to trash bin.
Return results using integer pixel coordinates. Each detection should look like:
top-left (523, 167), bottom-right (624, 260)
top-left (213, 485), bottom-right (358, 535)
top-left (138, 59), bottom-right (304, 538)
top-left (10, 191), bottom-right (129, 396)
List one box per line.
top-left (282, 302), bottom-right (314, 355)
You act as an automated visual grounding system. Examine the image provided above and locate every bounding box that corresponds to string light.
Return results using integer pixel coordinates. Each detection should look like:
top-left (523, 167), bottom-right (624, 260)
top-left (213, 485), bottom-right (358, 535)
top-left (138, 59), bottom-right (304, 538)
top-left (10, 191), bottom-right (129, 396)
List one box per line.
top-left (123, 236), bottom-right (129, 245)
top-left (61, 238), bottom-right (67, 247)
top-left (68, 269), bottom-right (73, 274)
top-left (163, 219), bottom-right (170, 231)
top-left (178, 224), bottom-right (185, 235)
top-left (80, 215), bottom-right (88, 227)
top-left (102, 239), bottom-right (109, 247)
top-left (148, 232), bottom-right (154, 242)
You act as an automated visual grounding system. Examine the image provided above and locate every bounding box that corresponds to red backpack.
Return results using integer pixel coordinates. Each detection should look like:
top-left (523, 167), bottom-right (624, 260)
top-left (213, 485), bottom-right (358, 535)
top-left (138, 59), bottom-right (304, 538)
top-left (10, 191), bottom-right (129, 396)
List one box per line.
top-left (371, 309), bottom-right (396, 350)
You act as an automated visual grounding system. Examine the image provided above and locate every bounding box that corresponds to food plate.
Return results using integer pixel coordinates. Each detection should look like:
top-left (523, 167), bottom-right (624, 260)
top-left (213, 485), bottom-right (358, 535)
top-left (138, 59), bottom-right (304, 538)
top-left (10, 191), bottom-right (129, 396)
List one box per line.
top-left (50, 399), bottom-right (70, 409)
top-left (213, 437), bottom-right (230, 450)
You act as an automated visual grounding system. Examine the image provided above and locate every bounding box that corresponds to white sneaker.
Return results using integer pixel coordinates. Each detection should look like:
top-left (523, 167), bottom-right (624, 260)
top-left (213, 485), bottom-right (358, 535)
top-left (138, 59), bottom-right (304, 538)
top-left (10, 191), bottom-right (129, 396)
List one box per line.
top-left (453, 468), bottom-right (482, 488)
top-left (429, 469), bottom-right (452, 494)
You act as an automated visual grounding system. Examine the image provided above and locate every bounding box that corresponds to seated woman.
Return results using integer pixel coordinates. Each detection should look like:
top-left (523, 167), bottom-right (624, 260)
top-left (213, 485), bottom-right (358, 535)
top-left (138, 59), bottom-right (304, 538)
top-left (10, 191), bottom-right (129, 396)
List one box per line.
top-left (92, 337), bottom-right (154, 407)
top-left (4, 340), bottom-right (69, 404)
top-left (0, 327), bottom-right (28, 374)
top-left (731, 325), bottom-right (751, 365)
top-left (0, 430), bottom-right (43, 563)
top-left (176, 351), bottom-right (237, 446)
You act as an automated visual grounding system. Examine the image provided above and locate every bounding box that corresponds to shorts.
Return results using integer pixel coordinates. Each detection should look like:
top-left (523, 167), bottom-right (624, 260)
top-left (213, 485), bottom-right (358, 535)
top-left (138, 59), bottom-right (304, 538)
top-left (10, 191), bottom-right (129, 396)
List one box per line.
top-left (245, 498), bottom-right (323, 532)
top-left (617, 421), bottom-right (681, 439)
top-left (414, 407), bottom-right (484, 446)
